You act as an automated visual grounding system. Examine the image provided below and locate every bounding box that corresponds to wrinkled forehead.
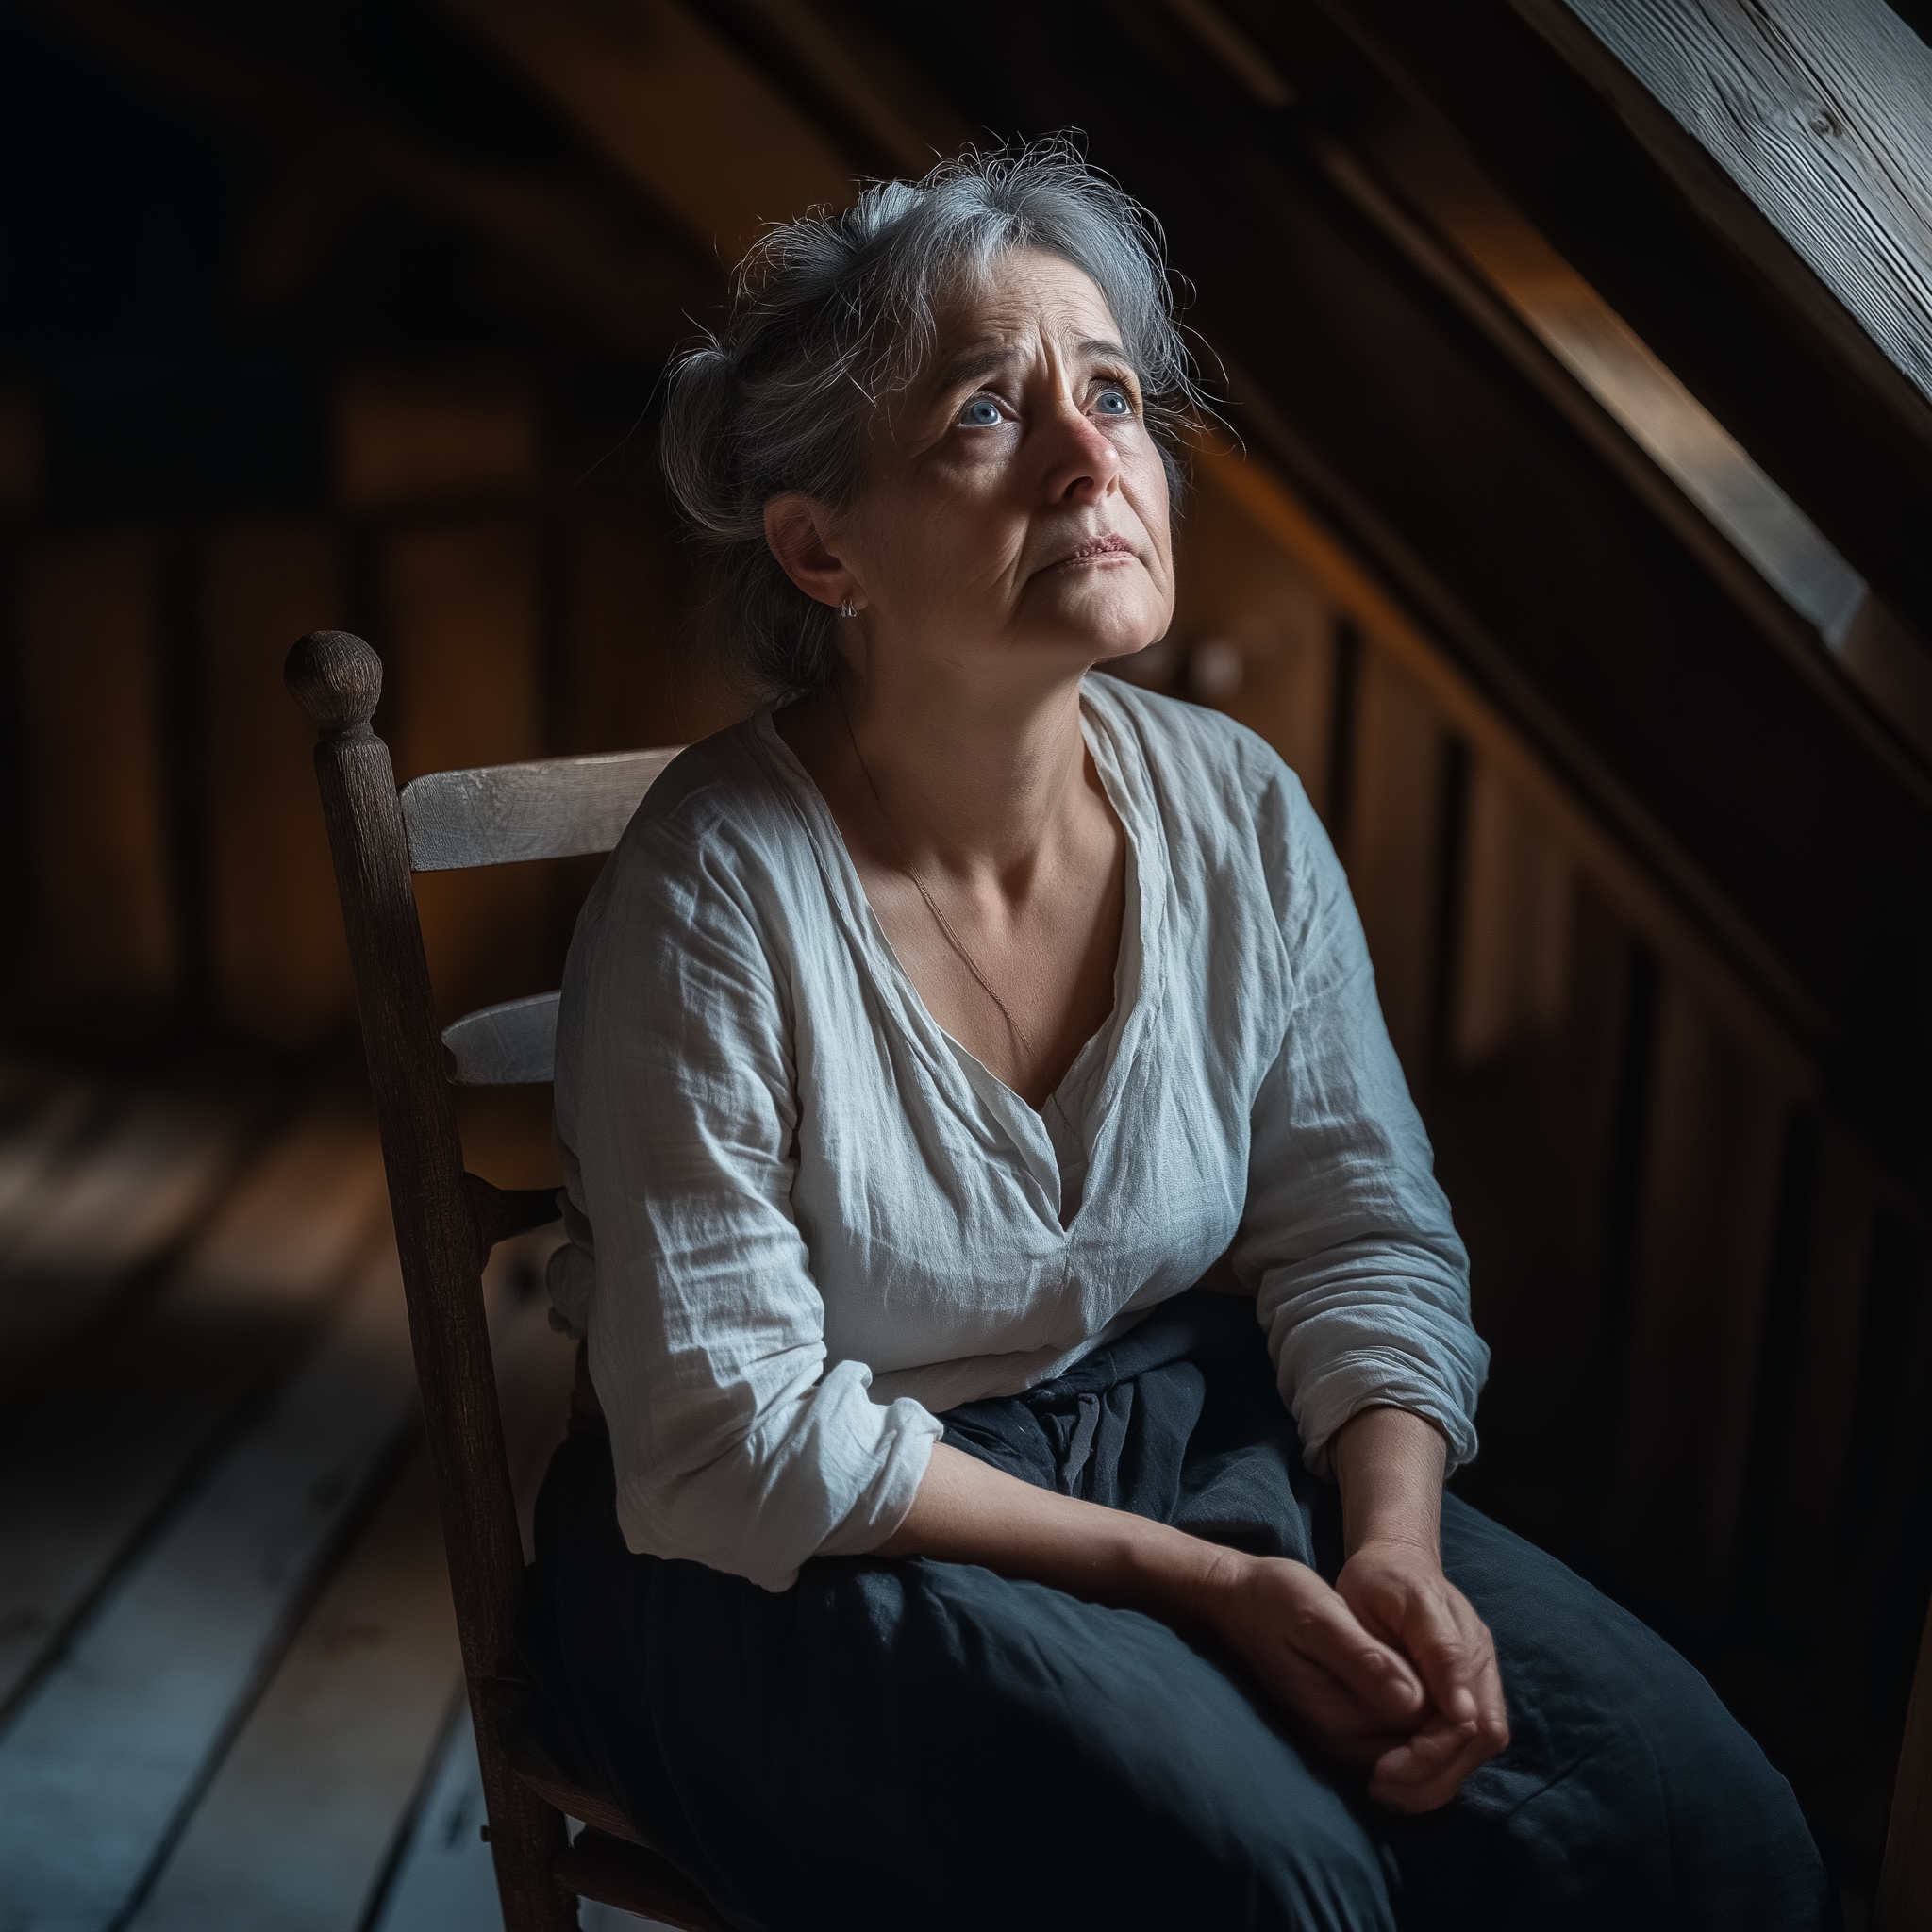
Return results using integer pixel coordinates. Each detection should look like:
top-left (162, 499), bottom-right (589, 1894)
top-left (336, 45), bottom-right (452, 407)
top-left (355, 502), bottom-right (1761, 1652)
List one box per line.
top-left (917, 247), bottom-right (1126, 392)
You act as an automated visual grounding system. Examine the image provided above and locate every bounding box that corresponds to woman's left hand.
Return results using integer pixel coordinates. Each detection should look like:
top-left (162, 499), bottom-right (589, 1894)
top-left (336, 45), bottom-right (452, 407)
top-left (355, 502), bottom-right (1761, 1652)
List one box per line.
top-left (1328, 1406), bottom-right (1510, 1813)
top-left (1334, 1537), bottom-right (1509, 1812)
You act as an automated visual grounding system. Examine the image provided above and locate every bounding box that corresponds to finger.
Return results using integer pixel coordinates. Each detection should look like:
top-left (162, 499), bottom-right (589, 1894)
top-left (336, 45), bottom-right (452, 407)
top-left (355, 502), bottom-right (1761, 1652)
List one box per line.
top-left (1290, 1591), bottom-right (1426, 1724)
top-left (1367, 1721), bottom-right (1489, 1814)
top-left (1470, 1647), bottom-right (1510, 1757)
top-left (1367, 1673), bottom-right (1509, 1813)
top-left (1399, 1591), bottom-right (1486, 1727)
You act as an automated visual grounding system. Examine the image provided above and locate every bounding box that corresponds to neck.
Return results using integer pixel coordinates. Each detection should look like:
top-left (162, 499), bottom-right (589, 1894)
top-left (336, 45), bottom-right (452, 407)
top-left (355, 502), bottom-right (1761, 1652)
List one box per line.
top-left (826, 652), bottom-right (1093, 879)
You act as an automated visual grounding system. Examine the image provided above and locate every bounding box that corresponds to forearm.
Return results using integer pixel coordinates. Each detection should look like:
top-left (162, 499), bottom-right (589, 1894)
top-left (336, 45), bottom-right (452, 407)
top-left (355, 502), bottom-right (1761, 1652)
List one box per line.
top-left (875, 1441), bottom-right (1241, 1625)
top-left (1330, 1405), bottom-right (1447, 1558)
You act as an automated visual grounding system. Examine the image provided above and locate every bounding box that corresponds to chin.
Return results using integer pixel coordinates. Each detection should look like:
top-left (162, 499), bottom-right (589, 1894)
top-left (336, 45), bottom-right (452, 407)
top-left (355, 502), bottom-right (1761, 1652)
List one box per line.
top-left (1026, 591), bottom-right (1171, 668)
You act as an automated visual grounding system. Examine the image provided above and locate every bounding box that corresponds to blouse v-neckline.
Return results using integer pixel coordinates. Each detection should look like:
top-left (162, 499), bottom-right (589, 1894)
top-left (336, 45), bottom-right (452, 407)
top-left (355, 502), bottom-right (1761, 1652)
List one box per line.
top-left (751, 684), bottom-right (1167, 1232)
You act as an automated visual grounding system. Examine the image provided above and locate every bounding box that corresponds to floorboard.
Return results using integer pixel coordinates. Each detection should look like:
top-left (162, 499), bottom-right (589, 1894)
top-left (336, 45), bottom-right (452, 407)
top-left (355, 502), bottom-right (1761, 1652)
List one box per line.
top-left (373, 1713), bottom-right (667, 1932)
top-left (122, 1236), bottom-right (576, 1932)
top-left (0, 1111), bottom-right (388, 1717)
top-left (126, 1442), bottom-right (462, 1932)
top-left (0, 1075), bottom-right (99, 1246)
top-left (0, 1068), bottom-right (612, 1932)
top-left (0, 1090), bottom-right (248, 1406)
top-left (0, 1237), bottom-right (418, 1932)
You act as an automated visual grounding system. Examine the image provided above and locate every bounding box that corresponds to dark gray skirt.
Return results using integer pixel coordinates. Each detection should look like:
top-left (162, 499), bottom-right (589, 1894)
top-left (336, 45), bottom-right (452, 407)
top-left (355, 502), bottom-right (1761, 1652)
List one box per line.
top-left (518, 1292), bottom-right (1831, 1930)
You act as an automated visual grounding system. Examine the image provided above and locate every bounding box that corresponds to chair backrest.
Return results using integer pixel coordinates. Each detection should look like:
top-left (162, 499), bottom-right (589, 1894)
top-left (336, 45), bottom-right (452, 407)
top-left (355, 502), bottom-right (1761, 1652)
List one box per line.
top-left (283, 628), bottom-right (677, 1932)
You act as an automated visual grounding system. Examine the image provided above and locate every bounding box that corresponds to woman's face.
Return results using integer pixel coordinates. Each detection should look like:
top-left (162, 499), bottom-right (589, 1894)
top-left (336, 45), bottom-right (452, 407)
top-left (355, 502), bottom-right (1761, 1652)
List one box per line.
top-left (772, 248), bottom-right (1176, 688)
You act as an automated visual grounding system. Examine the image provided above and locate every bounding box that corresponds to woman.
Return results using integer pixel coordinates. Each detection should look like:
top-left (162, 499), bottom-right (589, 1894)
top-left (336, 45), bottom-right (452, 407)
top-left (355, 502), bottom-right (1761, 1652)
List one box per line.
top-left (523, 146), bottom-right (1832, 1928)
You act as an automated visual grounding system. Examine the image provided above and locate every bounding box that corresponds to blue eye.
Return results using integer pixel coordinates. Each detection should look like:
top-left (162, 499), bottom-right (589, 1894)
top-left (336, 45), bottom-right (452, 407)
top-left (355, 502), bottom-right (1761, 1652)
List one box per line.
top-left (959, 397), bottom-right (1002, 426)
top-left (1095, 387), bottom-right (1132, 416)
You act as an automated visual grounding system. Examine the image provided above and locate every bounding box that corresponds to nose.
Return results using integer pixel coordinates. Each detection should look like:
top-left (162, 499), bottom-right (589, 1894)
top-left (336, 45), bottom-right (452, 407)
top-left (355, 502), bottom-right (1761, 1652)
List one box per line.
top-left (1038, 400), bottom-right (1121, 506)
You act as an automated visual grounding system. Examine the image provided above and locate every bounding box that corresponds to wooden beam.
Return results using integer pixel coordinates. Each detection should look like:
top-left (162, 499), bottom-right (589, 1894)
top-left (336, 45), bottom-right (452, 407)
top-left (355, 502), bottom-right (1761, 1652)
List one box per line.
top-left (1511, 0), bottom-right (1932, 455)
top-left (712, 0), bottom-right (975, 177)
top-left (438, 0), bottom-right (861, 269)
top-left (19, 0), bottom-right (716, 359)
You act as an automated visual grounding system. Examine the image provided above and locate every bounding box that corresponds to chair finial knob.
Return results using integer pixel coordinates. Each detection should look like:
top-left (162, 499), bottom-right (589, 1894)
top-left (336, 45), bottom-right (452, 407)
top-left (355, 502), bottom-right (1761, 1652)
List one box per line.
top-left (285, 630), bottom-right (383, 736)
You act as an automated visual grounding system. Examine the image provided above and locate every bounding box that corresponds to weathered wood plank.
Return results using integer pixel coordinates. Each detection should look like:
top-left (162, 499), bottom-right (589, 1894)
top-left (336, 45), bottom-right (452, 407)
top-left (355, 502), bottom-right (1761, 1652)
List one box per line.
top-left (401, 750), bottom-right (678, 874)
top-left (0, 1112), bottom-right (387, 1718)
top-left (130, 1240), bottom-right (575, 1932)
top-left (0, 1238), bottom-right (419, 1932)
top-left (0, 1091), bottom-right (246, 1407)
top-left (367, 1704), bottom-right (508, 1932)
top-left (377, 1727), bottom-right (671, 1932)
top-left (1165, 468), bottom-right (1340, 813)
top-left (1603, 980), bottom-right (1797, 1618)
top-left (17, 529), bottom-right (175, 1014)
top-left (443, 991), bottom-right (562, 1088)
top-left (439, 0), bottom-right (856, 268)
top-left (1762, 1117), bottom-right (1878, 1623)
top-left (125, 1444), bottom-right (462, 1932)
top-left (1191, 440), bottom-right (1823, 1079)
top-left (559, 514), bottom-right (686, 758)
top-left (379, 521), bottom-right (551, 1027)
top-left (0, 1075), bottom-right (99, 1241)
top-left (375, 1714), bottom-right (674, 1930)
top-left (1449, 757), bottom-right (1571, 1068)
top-left (336, 370), bottom-right (538, 511)
top-left (1546, 0), bottom-right (1932, 423)
top-left (202, 518), bottom-right (354, 1046)
top-left (1341, 645), bottom-right (1446, 1078)
top-left (20, 1209), bottom-right (575, 1932)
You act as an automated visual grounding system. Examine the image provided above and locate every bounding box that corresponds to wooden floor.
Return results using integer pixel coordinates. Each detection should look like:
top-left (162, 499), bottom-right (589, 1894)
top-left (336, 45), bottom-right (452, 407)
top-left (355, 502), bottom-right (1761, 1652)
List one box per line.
top-left (0, 1055), bottom-right (664, 1932)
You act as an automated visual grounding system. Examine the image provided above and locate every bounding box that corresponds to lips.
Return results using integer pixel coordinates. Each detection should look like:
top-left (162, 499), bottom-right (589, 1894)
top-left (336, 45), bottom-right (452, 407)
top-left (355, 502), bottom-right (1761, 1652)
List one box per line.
top-left (1055, 533), bottom-right (1136, 566)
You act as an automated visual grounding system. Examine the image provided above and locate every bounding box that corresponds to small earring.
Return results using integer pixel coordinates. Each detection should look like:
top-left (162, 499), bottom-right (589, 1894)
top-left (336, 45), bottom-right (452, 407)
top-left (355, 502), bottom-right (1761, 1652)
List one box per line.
top-left (838, 594), bottom-right (858, 620)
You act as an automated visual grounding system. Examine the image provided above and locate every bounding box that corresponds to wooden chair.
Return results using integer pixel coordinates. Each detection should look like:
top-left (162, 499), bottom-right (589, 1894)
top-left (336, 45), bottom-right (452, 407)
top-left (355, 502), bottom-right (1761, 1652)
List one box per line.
top-left (285, 629), bottom-right (733, 1932)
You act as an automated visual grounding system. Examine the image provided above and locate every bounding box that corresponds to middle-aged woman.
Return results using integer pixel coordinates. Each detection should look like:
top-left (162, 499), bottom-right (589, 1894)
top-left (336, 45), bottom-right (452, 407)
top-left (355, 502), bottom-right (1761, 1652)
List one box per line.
top-left (520, 145), bottom-right (1832, 1929)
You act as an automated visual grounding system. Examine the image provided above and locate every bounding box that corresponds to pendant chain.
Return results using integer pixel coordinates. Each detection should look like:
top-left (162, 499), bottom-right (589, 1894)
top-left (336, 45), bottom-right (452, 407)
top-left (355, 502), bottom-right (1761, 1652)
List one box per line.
top-left (839, 705), bottom-right (1036, 1062)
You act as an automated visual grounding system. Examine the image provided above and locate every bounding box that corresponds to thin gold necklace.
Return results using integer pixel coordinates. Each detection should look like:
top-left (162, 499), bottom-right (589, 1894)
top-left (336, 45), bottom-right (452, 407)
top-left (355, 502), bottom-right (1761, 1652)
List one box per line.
top-left (839, 703), bottom-right (1037, 1063)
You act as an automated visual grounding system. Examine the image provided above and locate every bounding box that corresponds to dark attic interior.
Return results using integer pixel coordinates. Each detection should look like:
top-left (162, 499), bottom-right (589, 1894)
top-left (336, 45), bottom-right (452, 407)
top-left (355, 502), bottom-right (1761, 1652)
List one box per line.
top-left (2, 0), bottom-right (1931, 1926)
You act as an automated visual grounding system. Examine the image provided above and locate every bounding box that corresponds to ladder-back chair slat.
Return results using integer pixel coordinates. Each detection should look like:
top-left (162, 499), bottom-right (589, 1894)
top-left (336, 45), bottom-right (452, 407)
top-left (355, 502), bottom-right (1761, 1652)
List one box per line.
top-left (444, 991), bottom-right (563, 1087)
top-left (401, 749), bottom-right (680, 873)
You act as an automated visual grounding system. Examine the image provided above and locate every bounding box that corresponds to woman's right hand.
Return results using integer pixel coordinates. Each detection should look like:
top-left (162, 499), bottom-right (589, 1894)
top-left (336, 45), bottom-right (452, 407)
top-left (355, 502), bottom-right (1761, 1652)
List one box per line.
top-left (1200, 1550), bottom-right (1430, 1772)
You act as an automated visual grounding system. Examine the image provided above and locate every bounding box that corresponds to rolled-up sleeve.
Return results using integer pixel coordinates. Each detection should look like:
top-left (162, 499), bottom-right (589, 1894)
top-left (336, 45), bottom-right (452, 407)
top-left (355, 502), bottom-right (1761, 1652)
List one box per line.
top-left (553, 799), bottom-right (941, 1592)
top-left (1232, 782), bottom-right (1488, 1476)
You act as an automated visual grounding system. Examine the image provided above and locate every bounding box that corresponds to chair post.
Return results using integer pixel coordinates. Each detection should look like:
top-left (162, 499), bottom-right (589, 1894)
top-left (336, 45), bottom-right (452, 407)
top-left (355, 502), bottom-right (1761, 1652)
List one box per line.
top-left (284, 630), bottom-right (575, 1932)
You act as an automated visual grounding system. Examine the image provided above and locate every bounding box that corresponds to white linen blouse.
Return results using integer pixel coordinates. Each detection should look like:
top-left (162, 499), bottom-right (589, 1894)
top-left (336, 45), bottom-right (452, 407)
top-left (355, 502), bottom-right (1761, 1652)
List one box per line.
top-left (548, 675), bottom-right (1488, 1591)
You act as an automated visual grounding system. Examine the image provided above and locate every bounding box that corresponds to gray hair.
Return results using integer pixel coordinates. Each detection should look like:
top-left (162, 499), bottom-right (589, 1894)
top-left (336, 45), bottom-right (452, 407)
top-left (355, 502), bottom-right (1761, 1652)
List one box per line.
top-left (658, 140), bottom-right (1203, 701)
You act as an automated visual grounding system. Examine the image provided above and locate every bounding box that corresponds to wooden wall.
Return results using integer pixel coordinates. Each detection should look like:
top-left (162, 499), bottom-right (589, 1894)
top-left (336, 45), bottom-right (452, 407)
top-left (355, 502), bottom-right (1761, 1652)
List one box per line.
top-left (2, 365), bottom-right (746, 1053)
top-left (1158, 444), bottom-right (1931, 1839)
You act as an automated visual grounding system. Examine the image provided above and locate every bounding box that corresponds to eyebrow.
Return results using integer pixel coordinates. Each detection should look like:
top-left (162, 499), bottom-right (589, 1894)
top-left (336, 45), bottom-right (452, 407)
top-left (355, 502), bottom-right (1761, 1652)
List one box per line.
top-left (932, 337), bottom-right (1139, 391)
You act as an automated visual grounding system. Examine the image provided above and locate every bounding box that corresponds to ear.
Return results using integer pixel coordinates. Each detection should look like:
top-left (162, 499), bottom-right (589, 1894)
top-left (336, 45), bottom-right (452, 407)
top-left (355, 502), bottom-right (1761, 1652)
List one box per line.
top-left (763, 493), bottom-right (862, 611)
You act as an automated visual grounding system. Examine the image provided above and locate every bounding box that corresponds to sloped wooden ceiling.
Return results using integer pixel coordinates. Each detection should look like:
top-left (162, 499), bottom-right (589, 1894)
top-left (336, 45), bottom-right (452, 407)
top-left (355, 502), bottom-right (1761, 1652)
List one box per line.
top-left (7, 0), bottom-right (725, 363)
